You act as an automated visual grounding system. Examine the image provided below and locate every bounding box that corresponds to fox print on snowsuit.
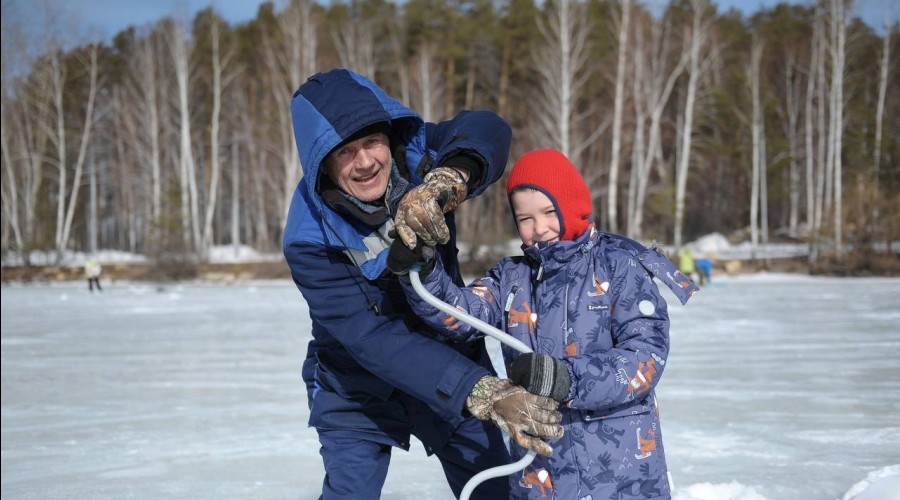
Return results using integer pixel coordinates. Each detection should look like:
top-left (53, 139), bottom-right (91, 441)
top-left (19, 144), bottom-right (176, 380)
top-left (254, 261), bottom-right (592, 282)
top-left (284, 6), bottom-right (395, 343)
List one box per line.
top-left (282, 68), bottom-right (514, 498)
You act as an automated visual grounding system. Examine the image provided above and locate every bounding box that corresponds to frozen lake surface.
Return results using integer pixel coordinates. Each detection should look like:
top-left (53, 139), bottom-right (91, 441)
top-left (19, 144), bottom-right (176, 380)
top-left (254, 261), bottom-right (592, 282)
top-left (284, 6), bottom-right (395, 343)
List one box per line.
top-left (2, 274), bottom-right (899, 499)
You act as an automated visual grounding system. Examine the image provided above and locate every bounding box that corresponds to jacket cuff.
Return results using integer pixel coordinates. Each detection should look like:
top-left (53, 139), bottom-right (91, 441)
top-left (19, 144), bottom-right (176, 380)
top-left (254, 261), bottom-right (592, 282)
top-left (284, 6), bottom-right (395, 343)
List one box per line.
top-left (438, 152), bottom-right (486, 191)
top-left (436, 355), bottom-right (491, 417)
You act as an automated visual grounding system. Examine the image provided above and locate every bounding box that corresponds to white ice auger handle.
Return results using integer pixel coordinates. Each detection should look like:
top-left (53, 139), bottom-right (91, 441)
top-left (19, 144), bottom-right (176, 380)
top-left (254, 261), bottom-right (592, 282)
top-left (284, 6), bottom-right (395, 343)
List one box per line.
top-left (409, 267), bottom-right (538, 500)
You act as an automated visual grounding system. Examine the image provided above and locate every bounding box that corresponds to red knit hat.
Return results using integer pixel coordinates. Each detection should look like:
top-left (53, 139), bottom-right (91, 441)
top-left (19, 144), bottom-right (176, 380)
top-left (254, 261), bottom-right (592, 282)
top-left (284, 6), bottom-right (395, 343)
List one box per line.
top-left (506, 149), bottom-right (593, 241)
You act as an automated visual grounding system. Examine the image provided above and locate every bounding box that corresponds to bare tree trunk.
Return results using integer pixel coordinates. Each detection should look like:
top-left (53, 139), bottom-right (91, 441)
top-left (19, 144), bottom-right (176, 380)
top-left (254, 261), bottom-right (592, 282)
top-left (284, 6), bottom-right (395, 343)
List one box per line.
top-left (760, 110), bottom-right (770, 267)
top-left (390, 30), bottom-right (411, 105)
top-left (137, 34), bottom-right (163, 227)
top-left (58, 45), bottom-right (99, 258)
top-left (0, 103), bottom-right (24, 252)
top-left (444, 57), bottom-right (457, 120)
top-left (202, 20), bottom-right (238, 253)
top-left (332, 11), bottom-right (375, 78)
top-left (829, 0), bottom-right (847, 259)
top-left (531, 0), bottom-right (591, 161)
top-left (50, 49), bottom-right (67, 257)
top-left (673, 0), bottom-right (707, 248)
top-left (872, 6), bottom-right (891, 234)
top-left (230, 137), bottom-right (240, 252)
top-left (749, 38), bottom-right (763, 261)
top-left (169, 21), bottom-right (199, 252)
top-left (804, 14), bottom-right (819, 261)
top-left (273, 0), bottom-right (315, 225)
top-left (627, 25), bottom-right (647, 239)
top-left (813, 6), bottom-right (828, 262)
top-left (631, 18), bottom-right (687, 240)
top-left (88, 147), bottom-right (97, 254)
top-left (498, 31), bottom-right (512, 118)
top-left (412, 44), bottom-right (440, 122)
top-left (607, 0), bottom-right (631, 233)
top-left (783, 54), bottom-right (801, 238)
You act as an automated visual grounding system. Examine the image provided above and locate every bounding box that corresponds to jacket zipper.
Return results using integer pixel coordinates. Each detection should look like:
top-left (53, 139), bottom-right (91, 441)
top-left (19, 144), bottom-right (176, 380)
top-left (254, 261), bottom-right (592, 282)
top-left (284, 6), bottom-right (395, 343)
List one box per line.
top-left (504, 285), bottom-right (519, 331)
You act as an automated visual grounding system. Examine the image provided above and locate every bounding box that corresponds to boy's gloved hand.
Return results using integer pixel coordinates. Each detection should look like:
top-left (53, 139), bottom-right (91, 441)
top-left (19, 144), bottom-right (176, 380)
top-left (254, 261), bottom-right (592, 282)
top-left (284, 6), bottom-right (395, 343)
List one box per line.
top-left (508, 353), bottom-right (571, 403)
top-left (386, 237), bottom-right (436, 276)
top-left (394, 167), bottom-right (468, 249)
top-left (465, 375), bottom-right (563, 457)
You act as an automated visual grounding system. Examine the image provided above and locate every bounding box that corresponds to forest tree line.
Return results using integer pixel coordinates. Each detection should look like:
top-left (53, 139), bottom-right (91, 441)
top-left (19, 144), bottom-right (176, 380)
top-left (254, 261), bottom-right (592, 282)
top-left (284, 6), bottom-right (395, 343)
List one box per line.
top-left (1, 0), bottom-right (897, 269)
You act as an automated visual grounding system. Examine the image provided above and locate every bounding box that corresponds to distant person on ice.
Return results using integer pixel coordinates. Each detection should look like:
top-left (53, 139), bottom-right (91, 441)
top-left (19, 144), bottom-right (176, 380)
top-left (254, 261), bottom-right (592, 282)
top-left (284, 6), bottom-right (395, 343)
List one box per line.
top-left (695, 253), bottom-right (715, 285)
top-left (84, 258), bottom-right (102, 293)
top-left (676, 246), bottom-right (697, 283)
top-left (282, 69), bottom-right (563, 499)
top-left (389, 148), bottom-right (699, 499)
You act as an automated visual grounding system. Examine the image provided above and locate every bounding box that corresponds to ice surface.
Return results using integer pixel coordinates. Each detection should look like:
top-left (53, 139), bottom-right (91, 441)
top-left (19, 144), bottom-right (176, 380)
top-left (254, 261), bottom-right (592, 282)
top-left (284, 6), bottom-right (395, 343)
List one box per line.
top-left (2, 274), bottom-right (899, 499)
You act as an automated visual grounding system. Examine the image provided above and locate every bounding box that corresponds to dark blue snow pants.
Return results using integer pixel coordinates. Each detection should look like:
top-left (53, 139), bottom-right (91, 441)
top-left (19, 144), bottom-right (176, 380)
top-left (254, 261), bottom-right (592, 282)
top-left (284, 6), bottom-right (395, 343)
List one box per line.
top-left (316, 415), bottom-right (512, 499)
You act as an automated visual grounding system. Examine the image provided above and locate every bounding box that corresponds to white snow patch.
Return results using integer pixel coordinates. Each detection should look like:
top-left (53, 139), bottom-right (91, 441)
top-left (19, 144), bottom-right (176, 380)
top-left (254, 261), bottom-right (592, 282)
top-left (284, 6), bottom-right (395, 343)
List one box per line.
top-left (842, 465), bottom-right (900, 500)
top-left (674, 481), bottom-right (769, 500)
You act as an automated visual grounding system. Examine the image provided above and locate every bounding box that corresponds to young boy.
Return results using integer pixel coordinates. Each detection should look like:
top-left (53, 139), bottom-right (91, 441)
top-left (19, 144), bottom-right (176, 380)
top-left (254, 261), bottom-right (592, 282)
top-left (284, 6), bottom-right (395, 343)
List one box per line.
top-left (388, 149), bottom-right (698, 499)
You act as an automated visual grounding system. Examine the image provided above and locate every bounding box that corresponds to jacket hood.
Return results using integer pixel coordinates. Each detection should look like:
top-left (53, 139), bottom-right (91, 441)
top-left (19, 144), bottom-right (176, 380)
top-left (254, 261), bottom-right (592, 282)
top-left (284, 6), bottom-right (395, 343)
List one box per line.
top-left (290, 68), bottom-right (422, 204)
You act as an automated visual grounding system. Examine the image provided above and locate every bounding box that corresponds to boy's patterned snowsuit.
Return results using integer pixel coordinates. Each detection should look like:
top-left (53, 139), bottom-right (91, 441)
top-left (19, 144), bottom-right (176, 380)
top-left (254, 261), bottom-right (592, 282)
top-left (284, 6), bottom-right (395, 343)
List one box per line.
top-left (404, 227), bottom-right (698, 499)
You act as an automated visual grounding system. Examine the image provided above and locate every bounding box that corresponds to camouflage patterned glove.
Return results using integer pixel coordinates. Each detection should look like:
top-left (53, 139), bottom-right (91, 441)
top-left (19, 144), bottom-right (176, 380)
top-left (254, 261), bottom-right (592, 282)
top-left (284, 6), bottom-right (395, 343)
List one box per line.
top-left (394, 167), bottom-right (468, 249)
top-left (466, 375), bottom-right (563, 457)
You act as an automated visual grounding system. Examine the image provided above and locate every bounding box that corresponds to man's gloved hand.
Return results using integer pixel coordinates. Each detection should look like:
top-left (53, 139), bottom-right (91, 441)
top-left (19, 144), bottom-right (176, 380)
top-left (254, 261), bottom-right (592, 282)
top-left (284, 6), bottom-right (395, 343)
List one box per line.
top-left (465, 375), bottom-right (563, 457)
top-left (394, 167), bottom-right (468, 249)
top-left (508, 353), bottom-right (571, 403)
top-left (386, 237), bottom-right (436, 276)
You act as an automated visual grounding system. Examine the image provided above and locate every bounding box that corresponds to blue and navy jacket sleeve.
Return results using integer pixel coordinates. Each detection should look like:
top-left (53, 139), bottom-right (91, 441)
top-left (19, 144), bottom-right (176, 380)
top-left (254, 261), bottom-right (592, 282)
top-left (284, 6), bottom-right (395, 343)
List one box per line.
top-left (427, 110), bottom-right (510, 196)
top-left (401, 255), bottom-right (507, 342)
top-left (285, 240), bottom-right (490, 421)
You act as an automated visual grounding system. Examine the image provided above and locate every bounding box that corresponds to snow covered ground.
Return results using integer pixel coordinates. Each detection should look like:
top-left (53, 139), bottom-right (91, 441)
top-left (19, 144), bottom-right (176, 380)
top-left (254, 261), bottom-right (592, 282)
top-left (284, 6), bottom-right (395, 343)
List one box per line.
top-left (2, 274), bottom-right (899, 499)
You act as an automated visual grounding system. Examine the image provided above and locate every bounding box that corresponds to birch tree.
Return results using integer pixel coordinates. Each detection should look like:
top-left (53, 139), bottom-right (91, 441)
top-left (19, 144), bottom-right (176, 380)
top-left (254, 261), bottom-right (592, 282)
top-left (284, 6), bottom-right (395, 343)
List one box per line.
top-left (804, 10), bottom-right (820, 254)
top-left (627, 15), bottom-right (687, 240)
top-left (131, 32), bottom-right (163, 229)
top-left (872, 4), bottom-right (891, 230)
top-left (168, 20), bottom-right (201, 251)
top-left (530, 0), bottom-right (591, 161)
top-left (812, 5), bottom-right (829, 262)
top-left (749, 38), bottom-right (764, 260)
top-left (780, 52), bottom-right (802, 238)
top-left (331, 5), bottom-right (376, 78)
top-left (411, 43), bottom-right (442, 122)
top-left (201, 17), bottom-right (239, 253)
top-left (673, 0), bottom-right (711, 248)
top-left (52, 44), bottom-right (100, 259)
top-left (262, 0), bottom-right (315, 225)
top-left (0, 6), bottom-right (31, 254)
top-left (606, 0), bottom-right (631, 233)
top-left (828, 0), bottom-right (847, 259)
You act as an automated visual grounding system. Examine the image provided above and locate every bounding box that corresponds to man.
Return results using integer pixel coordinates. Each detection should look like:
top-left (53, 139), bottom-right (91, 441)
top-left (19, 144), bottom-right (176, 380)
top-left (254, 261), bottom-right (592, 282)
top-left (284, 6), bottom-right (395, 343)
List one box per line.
top-left (283, 68), bottom-right (563, 499)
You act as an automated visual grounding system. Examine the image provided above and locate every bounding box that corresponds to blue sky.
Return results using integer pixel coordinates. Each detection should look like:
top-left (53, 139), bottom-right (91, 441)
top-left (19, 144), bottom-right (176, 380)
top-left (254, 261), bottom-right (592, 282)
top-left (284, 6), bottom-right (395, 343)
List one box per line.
top-left (9, 0), bottom-right (893, 45)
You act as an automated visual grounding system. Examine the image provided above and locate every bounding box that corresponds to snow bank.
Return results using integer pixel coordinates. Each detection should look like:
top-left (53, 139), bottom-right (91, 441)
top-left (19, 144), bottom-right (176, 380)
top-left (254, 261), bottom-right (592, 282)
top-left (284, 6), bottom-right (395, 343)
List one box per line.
top-left (842, 465), bottom-right (900, 500)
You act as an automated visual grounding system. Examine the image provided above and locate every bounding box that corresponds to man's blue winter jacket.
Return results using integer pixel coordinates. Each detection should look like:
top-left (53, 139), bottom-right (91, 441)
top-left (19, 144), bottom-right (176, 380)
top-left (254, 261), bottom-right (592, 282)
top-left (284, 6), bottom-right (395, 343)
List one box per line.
top-left (282, 68), bottom-right (512, 450)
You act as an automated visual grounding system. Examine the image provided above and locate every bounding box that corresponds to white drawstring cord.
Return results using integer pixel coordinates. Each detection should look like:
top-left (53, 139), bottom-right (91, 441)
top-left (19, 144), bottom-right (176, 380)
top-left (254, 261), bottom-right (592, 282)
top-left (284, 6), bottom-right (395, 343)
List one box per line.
top-left (409, 267), bottom-right (538, 500)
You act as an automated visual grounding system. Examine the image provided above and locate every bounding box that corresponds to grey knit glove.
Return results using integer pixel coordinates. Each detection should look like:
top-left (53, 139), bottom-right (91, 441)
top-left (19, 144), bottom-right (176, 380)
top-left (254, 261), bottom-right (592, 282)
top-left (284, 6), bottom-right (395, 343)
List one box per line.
top-left (394, 167), bottom-right (468, 249)
top-left (508, 353), bottom-right (571, 403)
top-left (465, 375), bottom-right (563, 457)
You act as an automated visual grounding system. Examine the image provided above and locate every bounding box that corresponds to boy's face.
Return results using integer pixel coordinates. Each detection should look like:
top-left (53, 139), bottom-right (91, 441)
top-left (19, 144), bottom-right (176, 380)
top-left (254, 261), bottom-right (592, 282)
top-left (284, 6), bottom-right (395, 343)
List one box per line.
top-left (511, 189), bottom-right (560, 247)
top-left (324, 132), bottom-right (391, 202)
